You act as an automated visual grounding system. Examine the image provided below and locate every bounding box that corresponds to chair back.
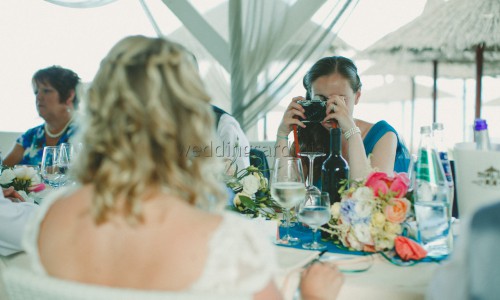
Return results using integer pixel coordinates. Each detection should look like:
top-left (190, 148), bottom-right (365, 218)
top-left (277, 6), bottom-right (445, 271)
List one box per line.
top-left (468, 202), bottom-right (500, 299)
top-left (2, 267), bottom-right (248, 300)
top-left (249, 148), bottom-right (270, 180)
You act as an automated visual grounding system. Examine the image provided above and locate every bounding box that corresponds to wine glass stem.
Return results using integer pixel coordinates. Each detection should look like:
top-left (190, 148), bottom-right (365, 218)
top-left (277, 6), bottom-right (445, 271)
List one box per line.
top-left (284, 209), bottom-right (291, 238)
top-left (312, 228), bottom-right (319, 245)
top-left (307, 156), bottom-right (315, 188)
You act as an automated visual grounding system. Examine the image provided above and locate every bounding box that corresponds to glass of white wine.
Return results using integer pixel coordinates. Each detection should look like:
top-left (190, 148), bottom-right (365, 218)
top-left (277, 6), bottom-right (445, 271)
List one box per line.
top-left (271, 157), bottom-right (306, 246)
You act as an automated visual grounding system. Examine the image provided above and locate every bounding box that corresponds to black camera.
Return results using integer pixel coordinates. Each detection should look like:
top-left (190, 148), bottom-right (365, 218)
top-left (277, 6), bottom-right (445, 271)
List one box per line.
top-left (297, 99), bottom-right (326, 123)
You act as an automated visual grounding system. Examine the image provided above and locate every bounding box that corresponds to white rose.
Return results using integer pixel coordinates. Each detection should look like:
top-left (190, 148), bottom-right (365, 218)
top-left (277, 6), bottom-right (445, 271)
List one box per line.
top-left (371, 212), bottom-right (386, 228)
top-left (253, 172), bottom-right (267, 190)
top-left (13, 166), bottom-right (38, 180)
top-left (0, 169), bottom-right (16, 185)
top-left (331, 202), bottom-right (341, 219)
top-left (346, 230), bottom-right (363, 251)
top-left (354, 199), bottom-right (374, 219)
top-left (353, 223), bottom-right (373, 245)
top-left (352, 186), bottom-right (373, 202)
top-left (375, 237), bottom-right (395, 251)
top-left (384, 222), bottom-right (402, 235)
top-left (241, 174), bottom-right (260, 195)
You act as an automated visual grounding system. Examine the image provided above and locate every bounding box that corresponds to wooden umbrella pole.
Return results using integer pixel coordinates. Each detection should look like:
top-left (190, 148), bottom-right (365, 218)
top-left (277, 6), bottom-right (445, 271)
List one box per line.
top-left (432, 59), bottom-right (438, 123)
top-left (475, 43), bottom-right (485, 120)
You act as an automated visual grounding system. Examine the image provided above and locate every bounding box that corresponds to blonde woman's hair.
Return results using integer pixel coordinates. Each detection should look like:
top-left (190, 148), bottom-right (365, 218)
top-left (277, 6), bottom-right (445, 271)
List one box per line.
top-left (74, 35), bottom-right (225, 224)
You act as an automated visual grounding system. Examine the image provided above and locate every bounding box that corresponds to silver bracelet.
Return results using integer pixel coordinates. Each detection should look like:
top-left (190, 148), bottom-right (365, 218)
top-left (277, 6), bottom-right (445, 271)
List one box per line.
top-left (344, 126), bottom-right (361, 140)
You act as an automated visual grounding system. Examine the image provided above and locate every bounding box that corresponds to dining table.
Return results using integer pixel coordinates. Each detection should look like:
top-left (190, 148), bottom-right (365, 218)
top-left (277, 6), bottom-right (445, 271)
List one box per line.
top-left (0, 216), bottom-right (455, 300)
top-left (266, 218), bottom-right (456, 300)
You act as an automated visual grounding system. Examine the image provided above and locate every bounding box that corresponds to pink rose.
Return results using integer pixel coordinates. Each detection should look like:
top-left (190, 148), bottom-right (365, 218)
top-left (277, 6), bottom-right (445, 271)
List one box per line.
top-left (394, 236), bottom-right (427, 261)
top-left (28, 183), bottom-right (45, 193)
top-left (389, 173), bottom-right (410, 198)
top-left (365, 172), bottom-right (390, 197)
top-left (384, 198), bottom-right (410, 223)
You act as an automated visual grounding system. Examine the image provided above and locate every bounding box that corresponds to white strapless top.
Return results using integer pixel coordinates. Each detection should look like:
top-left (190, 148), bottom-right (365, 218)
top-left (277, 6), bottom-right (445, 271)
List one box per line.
top-left (20, 187), bottom-right (277, 299)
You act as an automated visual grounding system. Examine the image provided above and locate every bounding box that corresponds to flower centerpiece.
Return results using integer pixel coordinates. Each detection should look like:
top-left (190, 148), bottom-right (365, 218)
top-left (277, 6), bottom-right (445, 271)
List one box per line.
top-left (0, 165), bottom-right (45, 200)
top-left (224, 157), bottom-right (280, 219)
top-left (323, 171), bottom-right (415, 252)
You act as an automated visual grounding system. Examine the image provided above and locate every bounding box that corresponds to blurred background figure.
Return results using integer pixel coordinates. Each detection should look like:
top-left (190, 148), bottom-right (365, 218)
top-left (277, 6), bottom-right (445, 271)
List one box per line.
top-left (3, 66), bottom-right (80, 167)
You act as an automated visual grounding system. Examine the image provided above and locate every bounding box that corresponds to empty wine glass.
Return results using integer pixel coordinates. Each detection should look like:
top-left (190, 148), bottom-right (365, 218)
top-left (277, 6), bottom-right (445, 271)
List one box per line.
top-left (271, 157), bottom-right (306, 246)
top-left (298, 192), bottom-right (331, 250)
top-left (59, 143), bottom-right (74, 162)
top-left (298, 152), bottom-right (326, 197)
top-left (41, 146), bottom-right (68, 188)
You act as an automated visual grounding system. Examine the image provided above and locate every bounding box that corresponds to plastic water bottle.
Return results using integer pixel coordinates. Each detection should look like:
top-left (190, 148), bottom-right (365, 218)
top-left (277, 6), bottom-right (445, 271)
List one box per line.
top-left (432, 123), bottom-right (454, 219)
top-left (414, 126), bottom-right (452, 257)
top-left (474, 119), bottom-right (491, 151)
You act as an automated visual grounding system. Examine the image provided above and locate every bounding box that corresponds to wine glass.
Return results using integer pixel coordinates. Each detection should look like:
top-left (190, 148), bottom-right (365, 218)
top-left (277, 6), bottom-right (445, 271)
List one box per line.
top-left (298, 192), bottom-right (331, 250)
top-left (59, 143), bottom-right (74, 162)
top-left (41, 146), bottom-right (68, 188)
top-left (298, 152), bottom-right (326, 197)
top-left (271, 157), bottom-right (306, 246)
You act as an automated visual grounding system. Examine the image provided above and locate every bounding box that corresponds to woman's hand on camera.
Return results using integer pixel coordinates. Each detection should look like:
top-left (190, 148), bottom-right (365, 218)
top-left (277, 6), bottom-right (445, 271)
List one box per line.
top-left (277, 96), bottom-right (307, 136)
top-left (322, 96), bottom-right (355, 132)
top-left (300, 262), bottom-right (344, 300)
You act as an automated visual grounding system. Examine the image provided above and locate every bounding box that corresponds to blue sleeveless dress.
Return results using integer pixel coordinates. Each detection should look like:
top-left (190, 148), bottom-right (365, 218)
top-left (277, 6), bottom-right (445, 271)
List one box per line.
top-left (363, 121), bottom-right (410, 173)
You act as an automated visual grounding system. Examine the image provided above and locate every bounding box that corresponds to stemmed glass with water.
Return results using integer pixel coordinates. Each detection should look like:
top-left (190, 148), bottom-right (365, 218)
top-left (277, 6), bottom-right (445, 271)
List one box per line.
top-left (271, 157), bottom-right (306, 246)
top-left (41, 145), bottom-right (70, 188)
top-left (297, 192), bottom-right (331, 250)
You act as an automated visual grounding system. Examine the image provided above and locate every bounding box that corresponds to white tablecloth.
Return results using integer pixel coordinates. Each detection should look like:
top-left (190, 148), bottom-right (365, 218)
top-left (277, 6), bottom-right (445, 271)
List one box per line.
top-left (274, 247), bottom-right (439, 300)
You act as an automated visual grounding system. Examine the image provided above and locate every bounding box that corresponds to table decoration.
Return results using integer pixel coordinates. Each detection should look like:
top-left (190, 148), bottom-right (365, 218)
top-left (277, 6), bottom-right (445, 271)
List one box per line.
top-left (0, 165), bottom-right (46, 202)
top-left (321, 171), bottom-right (427, 260)
top-left (224, 157), bottom-right (280, 219)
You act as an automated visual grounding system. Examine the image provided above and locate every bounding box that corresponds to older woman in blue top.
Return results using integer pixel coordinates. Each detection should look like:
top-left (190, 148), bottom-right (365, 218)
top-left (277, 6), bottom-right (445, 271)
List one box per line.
top-left (275, 56), bottom-right (410, 181)
top-left (3, 66), bottom-right (80, 167)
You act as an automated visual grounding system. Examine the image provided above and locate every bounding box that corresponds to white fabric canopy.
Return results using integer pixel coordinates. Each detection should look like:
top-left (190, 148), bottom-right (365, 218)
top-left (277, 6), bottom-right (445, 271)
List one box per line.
top-left (164, 0), bottom-right (358, 130)
top-left (43, 0), bottom-right (118, 8)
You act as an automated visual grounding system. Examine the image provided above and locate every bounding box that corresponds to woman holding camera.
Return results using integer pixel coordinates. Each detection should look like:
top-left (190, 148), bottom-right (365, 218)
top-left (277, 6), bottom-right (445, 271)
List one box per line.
top-left (276, 56), bottom-right (409, 180)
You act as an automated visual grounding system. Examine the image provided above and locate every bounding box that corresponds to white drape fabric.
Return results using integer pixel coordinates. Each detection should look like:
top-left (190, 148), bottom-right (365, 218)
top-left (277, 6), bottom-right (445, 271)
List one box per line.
top-left (43, 0), bottom-right (118, 8)
top-left (165, 0), bottom-right (356, 130)
top-left (229, 0), bottom-right (355, 130)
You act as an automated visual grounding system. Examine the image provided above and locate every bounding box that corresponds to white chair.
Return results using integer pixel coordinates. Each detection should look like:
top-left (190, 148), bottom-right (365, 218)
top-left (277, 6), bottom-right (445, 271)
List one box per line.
top-left (0, 131), bottom-right (22, 157)
top-left (2, 267), bottom-right (249, 300)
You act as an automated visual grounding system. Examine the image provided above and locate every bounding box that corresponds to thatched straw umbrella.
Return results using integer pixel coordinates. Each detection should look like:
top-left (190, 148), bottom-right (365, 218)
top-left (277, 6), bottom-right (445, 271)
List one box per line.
top-left (362, 0), bottom-right (500, 121)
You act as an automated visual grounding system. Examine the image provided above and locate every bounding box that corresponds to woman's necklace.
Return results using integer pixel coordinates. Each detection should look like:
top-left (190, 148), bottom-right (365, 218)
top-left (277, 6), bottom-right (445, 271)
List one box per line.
top-left (45, 118), bottom-right (73, 139)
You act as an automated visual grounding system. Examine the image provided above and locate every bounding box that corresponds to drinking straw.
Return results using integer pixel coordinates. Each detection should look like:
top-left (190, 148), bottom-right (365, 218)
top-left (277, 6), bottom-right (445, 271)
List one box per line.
top-left (292, 125), bottom-right (300, 157)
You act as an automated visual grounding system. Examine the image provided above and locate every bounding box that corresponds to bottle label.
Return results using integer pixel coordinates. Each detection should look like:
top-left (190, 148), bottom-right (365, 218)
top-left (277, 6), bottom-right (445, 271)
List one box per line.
top-left (438, 152), bottom-right (453, 184)
top-left (416, 150), bottom-right (430, 182)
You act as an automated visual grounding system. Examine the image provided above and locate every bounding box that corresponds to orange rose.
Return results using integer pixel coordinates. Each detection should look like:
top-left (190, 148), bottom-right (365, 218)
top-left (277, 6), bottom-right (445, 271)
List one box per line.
top-left (384, 198), bottom-right (410, 223)
top-left (394, 236), bottom-right (427, 261)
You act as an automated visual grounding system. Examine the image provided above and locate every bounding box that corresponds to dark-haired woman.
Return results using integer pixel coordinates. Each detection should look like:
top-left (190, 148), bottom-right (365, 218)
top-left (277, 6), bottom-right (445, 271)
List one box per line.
top-left (276, 56), bottom-right (409, 180)
top-left (3, 66), bottom-right (80, 167)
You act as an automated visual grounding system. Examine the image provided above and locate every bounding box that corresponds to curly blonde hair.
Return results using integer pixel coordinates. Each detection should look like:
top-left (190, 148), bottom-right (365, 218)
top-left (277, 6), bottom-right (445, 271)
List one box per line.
top-left (74, 35), bottom-right (225, 224)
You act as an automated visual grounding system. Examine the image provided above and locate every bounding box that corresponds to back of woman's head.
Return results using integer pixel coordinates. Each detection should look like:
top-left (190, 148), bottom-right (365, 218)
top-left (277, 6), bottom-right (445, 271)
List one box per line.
top-left (75, 35), bottom-right (224, 224)
top-left (33, 65), bottom-right (81, 108)
top-left (303, 56), bottom-right (362, 99)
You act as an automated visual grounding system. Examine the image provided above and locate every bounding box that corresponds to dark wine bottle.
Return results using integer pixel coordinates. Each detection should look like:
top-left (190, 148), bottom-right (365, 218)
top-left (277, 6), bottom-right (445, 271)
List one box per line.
top-left (321, 128), bottom-right (349, 204)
